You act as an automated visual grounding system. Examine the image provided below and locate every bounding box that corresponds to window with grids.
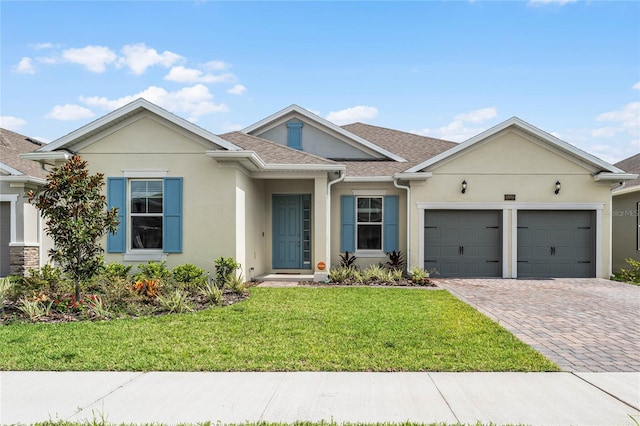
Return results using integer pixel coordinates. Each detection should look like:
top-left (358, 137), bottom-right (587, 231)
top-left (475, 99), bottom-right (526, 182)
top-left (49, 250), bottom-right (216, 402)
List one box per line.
top-left (356, 196), bottom-right (383, 250)
top-left (130, 180), bottom-right (163, 249)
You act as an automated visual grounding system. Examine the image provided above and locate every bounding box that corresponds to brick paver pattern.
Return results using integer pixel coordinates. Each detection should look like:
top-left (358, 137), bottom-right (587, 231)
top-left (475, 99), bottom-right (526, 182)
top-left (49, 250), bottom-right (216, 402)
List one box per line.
top-left (436, 278), bottom-right (640, 372)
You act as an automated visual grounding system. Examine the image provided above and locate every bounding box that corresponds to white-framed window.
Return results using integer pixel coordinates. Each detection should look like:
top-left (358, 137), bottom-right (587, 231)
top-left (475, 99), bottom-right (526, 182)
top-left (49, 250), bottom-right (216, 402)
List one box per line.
top-left (356, 196), bottom-right (383, 251)
top-left (130, 180), bottom-right (163, 250)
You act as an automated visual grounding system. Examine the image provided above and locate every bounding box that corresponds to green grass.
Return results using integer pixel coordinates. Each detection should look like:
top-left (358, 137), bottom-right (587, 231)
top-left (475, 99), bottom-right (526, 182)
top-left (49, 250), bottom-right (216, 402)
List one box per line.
top-left (0, 287), bottom-right (558, 372)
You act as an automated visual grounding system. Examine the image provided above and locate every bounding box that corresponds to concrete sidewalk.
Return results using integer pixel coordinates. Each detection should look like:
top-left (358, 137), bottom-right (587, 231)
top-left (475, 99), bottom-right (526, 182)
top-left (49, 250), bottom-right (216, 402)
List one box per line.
top-left (1, 372), bottom-right (639, 425)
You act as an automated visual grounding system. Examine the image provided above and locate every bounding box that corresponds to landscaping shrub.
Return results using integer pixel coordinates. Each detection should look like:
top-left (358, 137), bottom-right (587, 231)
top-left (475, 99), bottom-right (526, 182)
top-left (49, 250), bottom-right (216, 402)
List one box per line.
top-left (409, 267), bottom-right (431, 285)
top-left (0, 277), bottom-right (14, 311)
top-left (134, 261), bottom-right (171, 281)
top-left (328, 266), bottom-right (356, 283)
top-left (226, 274), bottom-right (248, 295)
top-left (614, 258), bottom-right (640, 285)
top-left (157, 289), bottom-right (193, 313)
top-left (172, 263), bottom-right (206, 287)
top-left (101, 262), bottom-right (132, 279)
top-left (12, 265), bottom-right (72, 301)
top-left (200, 281), bottom-right (224, 305)
top-left (214, 257), bottom-right (240, 287)
top-left (385, 250), bottom-right (405, 271)
top-left (339, 251), bottom-right (357, 268)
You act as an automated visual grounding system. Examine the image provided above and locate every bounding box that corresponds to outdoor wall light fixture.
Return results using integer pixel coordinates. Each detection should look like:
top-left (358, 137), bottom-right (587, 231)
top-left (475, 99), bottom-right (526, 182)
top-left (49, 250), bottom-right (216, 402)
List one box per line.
top-left (461, 180), bottom-right (467, 194)
top-left (555, 180), bottom-right (561, 195)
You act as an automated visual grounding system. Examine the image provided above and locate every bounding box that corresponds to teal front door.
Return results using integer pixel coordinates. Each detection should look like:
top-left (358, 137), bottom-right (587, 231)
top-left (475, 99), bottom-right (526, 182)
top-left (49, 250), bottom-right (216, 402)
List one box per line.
top-left (272, 194), bottom-right (311, 269)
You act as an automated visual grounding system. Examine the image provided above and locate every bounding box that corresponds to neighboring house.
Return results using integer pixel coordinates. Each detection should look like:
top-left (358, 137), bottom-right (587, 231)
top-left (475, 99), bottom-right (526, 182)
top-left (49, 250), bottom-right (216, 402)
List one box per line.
top-left (612, 153), bottom-right (640, 272)
top-left (22, 99), bottom-right (637, 280)
top-left (0, 128), bottom-right (51, 276)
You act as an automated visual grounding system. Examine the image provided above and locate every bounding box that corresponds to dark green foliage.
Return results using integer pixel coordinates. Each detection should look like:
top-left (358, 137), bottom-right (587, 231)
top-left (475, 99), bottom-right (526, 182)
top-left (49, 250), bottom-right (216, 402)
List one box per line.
top-left (11, 265), bottom-right (72, 300)
top-left (101, 262), bottom-right (132, 279)
top-left (172, 263), bottom-right (205, 284)
top-left (214, 257), bottom-right (241, 287)
top-left (28, 156), bottom-right (119, 300)
top-left (614, 258), bottom-right (640, 285)
top-left (339, 251), bottom-right (357, 268)
top-left (134, 261), bottom-right (171, 281)
top-left (385, 250), bottom-right (405, 271)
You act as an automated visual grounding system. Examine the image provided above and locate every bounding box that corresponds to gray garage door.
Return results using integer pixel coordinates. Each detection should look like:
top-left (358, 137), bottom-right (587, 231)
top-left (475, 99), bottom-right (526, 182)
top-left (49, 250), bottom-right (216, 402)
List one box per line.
top-left (0, 202), bottom-right (10, 277)
top-left (517, 210), bottom-right (595, 278)
top-left (424, 210), bottom-right (502, 277)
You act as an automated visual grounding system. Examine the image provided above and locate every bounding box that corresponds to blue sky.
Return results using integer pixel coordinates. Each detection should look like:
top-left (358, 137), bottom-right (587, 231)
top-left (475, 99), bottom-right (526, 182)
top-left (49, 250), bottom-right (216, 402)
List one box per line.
top-left (1, 0), bottom-right (638, 163)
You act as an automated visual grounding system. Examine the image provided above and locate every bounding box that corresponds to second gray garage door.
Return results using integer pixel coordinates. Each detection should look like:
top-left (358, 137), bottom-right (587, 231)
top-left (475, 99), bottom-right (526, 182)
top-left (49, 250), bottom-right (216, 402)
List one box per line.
top-left (517, 210), bottom-right (596, 278)
top-left (424, 210), bottom-right (502, 277)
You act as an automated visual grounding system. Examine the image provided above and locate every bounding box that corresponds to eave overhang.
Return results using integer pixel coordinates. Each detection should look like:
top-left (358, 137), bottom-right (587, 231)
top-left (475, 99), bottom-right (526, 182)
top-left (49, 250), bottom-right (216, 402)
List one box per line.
top-left (593, 172), bottom-right (638, 182)
top-left (206, 150), bottom-right (346, 173)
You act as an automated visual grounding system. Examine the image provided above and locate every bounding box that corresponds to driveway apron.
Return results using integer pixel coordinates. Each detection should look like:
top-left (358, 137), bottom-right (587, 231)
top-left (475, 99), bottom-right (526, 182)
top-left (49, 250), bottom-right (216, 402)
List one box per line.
top-left (437, 278), bottom-right (640, 372)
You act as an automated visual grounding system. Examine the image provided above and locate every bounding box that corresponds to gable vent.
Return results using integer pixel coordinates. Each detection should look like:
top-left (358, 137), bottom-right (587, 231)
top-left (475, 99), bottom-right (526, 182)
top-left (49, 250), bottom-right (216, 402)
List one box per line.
top-left (287, 121), bottom-right (303, 150)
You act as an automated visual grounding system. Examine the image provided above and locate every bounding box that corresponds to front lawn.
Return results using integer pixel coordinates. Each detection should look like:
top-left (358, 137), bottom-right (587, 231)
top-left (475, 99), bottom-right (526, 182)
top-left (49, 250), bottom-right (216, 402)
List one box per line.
top-left (0, 287), bottom-right (558, 371)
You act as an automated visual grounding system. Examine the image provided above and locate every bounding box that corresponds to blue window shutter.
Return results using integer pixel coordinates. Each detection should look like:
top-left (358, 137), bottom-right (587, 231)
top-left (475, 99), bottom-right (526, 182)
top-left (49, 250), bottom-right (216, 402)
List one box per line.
top-left (340, 195), bottom-right (355, 252)
top-left (384, 195), bottom-right (399, 252)
top-left (163, 177), bottom-right (183, 253)
top-left (107, 177), bottom-right (126, 253)
top-left (287, 121), bottom-right (303, 150)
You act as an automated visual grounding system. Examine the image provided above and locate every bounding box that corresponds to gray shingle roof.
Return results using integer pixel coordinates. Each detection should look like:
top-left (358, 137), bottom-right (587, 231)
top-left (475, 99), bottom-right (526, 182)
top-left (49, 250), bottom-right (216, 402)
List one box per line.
top-left (340, 123), bottom-right (458, 176)
top-left (219, 131), bottom-right (339, 166)
top-left (0, 128), bottom-right (48, 178)
top-left (614, 153), bottom-right (640, 188)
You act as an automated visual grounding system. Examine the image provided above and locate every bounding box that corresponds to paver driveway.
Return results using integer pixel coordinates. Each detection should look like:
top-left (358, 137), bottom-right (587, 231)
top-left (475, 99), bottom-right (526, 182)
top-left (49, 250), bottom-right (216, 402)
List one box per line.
top-left (436, 278), bottom-right (640, 372)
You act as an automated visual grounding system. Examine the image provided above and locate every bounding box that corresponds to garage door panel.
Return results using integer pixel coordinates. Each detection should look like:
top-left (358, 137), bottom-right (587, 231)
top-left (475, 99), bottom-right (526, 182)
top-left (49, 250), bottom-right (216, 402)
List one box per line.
top-left (424, 210), bottom-right (502, 278)
top-left (517, 211), bottom-right (595, 278)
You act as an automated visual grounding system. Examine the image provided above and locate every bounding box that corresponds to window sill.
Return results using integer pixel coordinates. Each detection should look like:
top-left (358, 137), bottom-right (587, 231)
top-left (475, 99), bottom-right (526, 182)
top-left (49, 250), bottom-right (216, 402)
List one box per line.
top-left (354, 251), bottom-right (386, 258)
top-left (123, 252), bottom-right (168, 262)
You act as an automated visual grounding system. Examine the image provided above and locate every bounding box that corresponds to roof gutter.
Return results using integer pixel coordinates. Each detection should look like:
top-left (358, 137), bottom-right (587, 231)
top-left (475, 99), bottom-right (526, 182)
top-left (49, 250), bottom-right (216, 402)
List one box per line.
top-left (593, 172), bottom-right (638, 182)
top-left (393, 177), bottom-right (411, 273)
top-left (326, 170), bottom-right (346, 272)
top-left (206, 150), bottom-right (345, 173)
top-left (20, 151), bottom-right (71, 165)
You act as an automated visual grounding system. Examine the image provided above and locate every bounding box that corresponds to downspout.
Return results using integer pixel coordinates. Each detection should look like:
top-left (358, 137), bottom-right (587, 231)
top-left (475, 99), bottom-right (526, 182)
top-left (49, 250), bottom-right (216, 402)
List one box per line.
top-left (326, 170), bottom-right (345, 271)
top-left (393, 178), bottom-right (411, 273)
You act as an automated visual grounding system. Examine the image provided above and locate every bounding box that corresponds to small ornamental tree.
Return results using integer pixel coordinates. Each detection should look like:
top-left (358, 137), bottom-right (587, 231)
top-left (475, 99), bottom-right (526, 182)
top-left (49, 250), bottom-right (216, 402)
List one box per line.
top-left (28, 155), bottom-right (119, 300)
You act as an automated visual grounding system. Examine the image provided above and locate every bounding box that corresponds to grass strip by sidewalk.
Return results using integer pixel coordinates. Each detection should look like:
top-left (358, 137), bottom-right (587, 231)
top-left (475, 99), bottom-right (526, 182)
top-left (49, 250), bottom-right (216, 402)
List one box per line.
top-left (0, 287), bottom-right (558, 372)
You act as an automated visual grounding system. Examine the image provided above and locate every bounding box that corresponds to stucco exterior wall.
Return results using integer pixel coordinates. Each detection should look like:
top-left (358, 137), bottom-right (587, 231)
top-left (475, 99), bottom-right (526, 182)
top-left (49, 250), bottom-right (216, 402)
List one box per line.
top-left (257, 119), bottom-right (375, 159)
top-left (235, 168), bottom-right (266, 280)
top-left (612, 190), bottom-right (640, 272)
top-left (79, 113), bottom-right (239, 275)
top-left (330, 181), bottom-right (408, 269)
top-left (408, 129), bottom-right (614, 278)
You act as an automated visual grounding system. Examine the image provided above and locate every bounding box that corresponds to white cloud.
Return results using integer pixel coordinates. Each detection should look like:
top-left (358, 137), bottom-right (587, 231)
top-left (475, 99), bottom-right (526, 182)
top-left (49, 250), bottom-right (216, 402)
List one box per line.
top-left (528, 0), bottom-right (577, 5)
top-left (45, 104), bottom-right (95, 121)
top-left (454, 107), bottom-right (497, 123)
top-left (37, 56), bottom-right (58, 64)
top-left (596, 102), bottom-right (640, 137)
top-left (633, 82), bottom-right (640, 90)
top-left (80, 84), bottom-right (228, 122)
top-left (410, 107), bottom-right (499, 142)
top-left (118, 43), bottom-right (183, 75)
top-left (591, 127), bottom-right (617, 138)
top-left (164, 66), bottom-right (236, 84)
top-left (220, 122), bottom-right (244, 132)
top-left (0, 116), bottom-right (28, 131)
top-left (62, 45), bottom-right (117, 73)
top-left (15, 57), bottom-right (35, 74)
top-left (203, 60), bottom-right (230, 71)
top-left (325, 106), bottom-right (378, 125)
top-left (32, 42), bottom-right (58, 50)
top-left (227, 84), bottom-right (247, 95)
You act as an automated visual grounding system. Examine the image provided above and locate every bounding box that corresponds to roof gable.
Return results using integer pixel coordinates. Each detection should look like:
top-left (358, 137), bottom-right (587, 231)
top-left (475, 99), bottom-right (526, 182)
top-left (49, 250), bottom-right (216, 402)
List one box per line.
top-left (0, 128), bottom-right (48, 178)
top-left (243, 105), bottom-right (407, 163)
top-left (405, 117), bottom-right (628, 176)
top-left (614, 153), bottom-right (640, 189)
top-left (38, 98), bottom-right (240, 154)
